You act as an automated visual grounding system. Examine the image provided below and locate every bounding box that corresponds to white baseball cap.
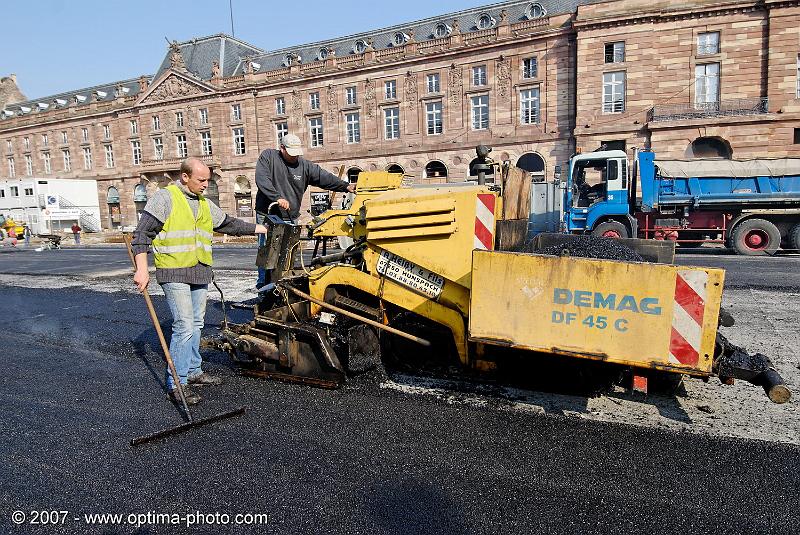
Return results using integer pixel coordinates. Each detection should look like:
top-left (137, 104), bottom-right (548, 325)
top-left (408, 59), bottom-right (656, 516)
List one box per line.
top-left (280, 133), bottom-right (303, 156)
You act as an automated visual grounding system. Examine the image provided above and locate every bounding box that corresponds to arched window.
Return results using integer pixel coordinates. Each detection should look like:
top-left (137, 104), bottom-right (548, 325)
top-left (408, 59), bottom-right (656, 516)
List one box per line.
top-left (347, 167), bottom-right (362, 183)
top-left (527, 3), bottom-right (547, 19)
top-left (477, 13), bottom-right (495, 29)
top-left (354, 40), bottom-right (368, 54)
top-left (424, 160), bottom-right (448, 179)
top-left (317, 47), bottom-right (329, 61)
top-left (469, 158), bottom-right (495, 178)
top-left (685, 137), bottom-right (732, 159)
top-left (434, 23), bottom-right (451, 38)
top-left (516, 153), bottom-right (545, 180)
top-left (386, 164), bottom-right (404, 174)
top-left (107, 186), bottom-right (120, 204)
top-left (133, 184), bottom-right (147, 202)
top-left (393, 32), bottom-right (409, 46)
top-left (205, 177), bottom-right (220, 206)
top-left (234, 176), bottom-right (251, 196)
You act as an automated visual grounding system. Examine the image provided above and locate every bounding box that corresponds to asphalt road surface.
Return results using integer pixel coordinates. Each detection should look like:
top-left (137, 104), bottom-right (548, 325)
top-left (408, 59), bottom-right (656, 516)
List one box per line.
top-left (0, 244), bottom-right (797, 289)
top-left (0, 245), bottom-right (798, 534)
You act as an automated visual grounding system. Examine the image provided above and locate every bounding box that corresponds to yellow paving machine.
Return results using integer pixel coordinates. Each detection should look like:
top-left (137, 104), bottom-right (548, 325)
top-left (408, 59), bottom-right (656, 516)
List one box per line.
top-left (206, 152), bottom-right (790, 404)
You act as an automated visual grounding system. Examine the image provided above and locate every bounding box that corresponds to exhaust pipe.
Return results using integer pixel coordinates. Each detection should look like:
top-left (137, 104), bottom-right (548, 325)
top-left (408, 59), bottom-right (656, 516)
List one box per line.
top-left (716, 334), bottom-right (791, 404)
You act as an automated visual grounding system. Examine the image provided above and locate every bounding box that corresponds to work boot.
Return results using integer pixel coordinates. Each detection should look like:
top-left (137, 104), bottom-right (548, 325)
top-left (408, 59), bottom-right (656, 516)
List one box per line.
top-left (188, 373), bottom-right (223, 386)
top-left (168, 385), bottom-right (201, 405)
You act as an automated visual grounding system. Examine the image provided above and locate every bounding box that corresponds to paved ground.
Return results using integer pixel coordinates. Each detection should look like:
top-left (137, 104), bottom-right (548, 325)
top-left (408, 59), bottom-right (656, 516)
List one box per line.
top-left (0, 246), bottom-right (798, 533)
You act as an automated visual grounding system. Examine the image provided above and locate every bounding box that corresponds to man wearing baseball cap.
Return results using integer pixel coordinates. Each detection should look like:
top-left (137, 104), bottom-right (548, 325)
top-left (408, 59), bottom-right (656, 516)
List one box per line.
top-left (253, 133), bottom-right (355, 289)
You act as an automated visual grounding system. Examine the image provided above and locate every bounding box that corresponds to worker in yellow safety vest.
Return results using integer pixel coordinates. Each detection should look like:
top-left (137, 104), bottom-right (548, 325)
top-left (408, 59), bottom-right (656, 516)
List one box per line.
top-left (131, 157), bottom-right (268, 405)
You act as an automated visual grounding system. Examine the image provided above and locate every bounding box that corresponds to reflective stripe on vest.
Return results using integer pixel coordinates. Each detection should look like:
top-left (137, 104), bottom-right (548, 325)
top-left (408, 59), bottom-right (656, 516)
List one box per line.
top-left (152, 184), bottom-right (213, 269)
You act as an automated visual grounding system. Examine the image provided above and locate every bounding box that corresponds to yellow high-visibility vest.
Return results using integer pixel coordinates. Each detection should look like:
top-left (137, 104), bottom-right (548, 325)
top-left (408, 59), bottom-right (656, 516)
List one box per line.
top-left (152, 184), bottom-right (213, 268)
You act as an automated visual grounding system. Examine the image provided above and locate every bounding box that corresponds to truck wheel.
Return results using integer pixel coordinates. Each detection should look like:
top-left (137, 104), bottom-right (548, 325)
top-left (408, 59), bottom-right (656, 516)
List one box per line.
top-left (731, 219), bottom-right (780, 256)
top-left (591, 221), bottom-right (630, 239)
top-left (789, 223), bottom-right (800, 252)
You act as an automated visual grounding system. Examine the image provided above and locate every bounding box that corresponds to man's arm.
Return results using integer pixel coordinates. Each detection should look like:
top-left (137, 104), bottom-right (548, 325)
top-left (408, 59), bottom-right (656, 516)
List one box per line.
top-left (306, 161), bottom-right (355, 193)
top-left (207, 200), bottom-right (266, 236)
top-left (130, 211), bottom-right (163, 292)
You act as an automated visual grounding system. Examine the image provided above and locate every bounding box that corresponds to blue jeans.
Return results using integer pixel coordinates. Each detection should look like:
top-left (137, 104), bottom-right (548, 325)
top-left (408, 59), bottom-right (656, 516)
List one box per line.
top-left (256, 211), bottom-right (267, 287)
top-left (161, 283), bottom-right (208, 389)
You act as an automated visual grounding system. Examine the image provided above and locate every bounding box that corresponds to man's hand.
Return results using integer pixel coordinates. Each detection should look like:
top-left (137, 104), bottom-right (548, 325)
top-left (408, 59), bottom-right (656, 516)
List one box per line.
top-left (346, 184), bottom-right (356, 193)
top-left (255, 224), bottom-right (269, 234)
top-left (133, 267), bottom-right (150, 292)
top-left (276, 198), bottom-right (290, 210)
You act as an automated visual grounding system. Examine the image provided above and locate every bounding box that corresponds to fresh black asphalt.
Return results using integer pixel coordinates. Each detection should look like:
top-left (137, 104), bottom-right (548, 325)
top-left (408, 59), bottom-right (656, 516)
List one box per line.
top-left (1, 280), bottom-right (799, 534)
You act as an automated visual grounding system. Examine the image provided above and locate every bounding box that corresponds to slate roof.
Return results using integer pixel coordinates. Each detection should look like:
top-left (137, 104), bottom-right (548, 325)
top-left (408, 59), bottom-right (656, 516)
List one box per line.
top-left (1, 0), bottom-right (600, 121)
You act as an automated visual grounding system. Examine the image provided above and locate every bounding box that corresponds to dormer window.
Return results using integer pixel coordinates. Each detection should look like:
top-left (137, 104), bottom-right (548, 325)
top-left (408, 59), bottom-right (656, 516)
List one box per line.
top-left (74, 95), bottom-right (86, 104)
top-left (37, 103), bottom-right (49, 111)
top-left (526, 3), bottom-right (547, 19)
top-left (283, 53), bottom-right (298, 67)
top-left (434, 23), bottom-right (451, 38)
top-left (317, 47), bottom-right (329, 60)
top-left (354, 40), bottom-right (368, 54)
top-left (393, 32), bottom-right (409, 46)
top-left (19, 106), bottom-right (31, 115)
top-left (477, 13), bottom-right (495, 29)
top-left (250, 61), bottom-right (261, 72)
top-left (95, 90), bottom-right (107, 100)
top-left (54, 98), bottom-right (67, 107)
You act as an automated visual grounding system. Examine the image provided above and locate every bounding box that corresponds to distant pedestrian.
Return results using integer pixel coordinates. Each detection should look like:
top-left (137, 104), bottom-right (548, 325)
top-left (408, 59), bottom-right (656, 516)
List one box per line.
top-left (7, 227), bottom-right (17, 247)
top-left (71, 223), bottom-right (81, 245)
top-left (23, 226), bottom-right (32, 247)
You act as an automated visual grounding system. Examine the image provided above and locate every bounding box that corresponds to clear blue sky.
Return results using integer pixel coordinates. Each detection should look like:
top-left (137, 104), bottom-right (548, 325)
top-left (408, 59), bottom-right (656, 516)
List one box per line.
top-left (1, 0), bottom-right (494, 101)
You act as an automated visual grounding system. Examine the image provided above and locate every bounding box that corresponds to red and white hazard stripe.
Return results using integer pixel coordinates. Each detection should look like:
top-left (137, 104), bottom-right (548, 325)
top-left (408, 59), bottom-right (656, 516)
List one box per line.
top-left (474, 194), bottom-right (495, 250)
top-left (668, 270), bottom-right (707, 367)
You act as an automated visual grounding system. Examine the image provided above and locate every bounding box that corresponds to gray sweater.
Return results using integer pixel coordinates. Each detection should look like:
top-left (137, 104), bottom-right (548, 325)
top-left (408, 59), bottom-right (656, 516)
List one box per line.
top-left (255, 148), bottom-right (350, 219)
top-left (131, 182), bottom-right (257, 285)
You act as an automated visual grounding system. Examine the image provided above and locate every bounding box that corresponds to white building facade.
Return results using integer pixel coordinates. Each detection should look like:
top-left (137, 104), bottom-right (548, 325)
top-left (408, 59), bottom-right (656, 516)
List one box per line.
top-left (0, 177), bottom-right (101, 234)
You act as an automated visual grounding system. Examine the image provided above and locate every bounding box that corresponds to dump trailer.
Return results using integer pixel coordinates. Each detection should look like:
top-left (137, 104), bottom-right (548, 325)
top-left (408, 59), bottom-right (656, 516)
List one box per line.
top-left (551, 150), bottom-right (800, 255)
top-left (0, 214), bottom-right (25, 239)
top-left (205, 164), bottom-right (790, 404)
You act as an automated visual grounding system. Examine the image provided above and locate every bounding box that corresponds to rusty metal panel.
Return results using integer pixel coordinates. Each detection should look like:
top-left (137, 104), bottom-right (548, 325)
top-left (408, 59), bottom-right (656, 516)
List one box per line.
top-left (469, 251), bottom-right (724, 374)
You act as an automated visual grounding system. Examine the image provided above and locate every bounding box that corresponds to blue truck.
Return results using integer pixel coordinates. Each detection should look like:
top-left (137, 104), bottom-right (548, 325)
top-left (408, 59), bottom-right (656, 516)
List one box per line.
top-left (529, 149), bottom-right (800, 255)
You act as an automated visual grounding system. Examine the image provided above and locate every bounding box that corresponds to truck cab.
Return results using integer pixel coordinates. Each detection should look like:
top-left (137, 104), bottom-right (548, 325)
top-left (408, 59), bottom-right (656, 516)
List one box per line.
top-left (564, 150), bottom-right (634, 237)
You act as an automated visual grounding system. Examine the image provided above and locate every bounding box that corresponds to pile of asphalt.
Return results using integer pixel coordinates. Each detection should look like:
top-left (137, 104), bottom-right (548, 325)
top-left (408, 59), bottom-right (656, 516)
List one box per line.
top-left (519, 235), bottom-right (644, 262)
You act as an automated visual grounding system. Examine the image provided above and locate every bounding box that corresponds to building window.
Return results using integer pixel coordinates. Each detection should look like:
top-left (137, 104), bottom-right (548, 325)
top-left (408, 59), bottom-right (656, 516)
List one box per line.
top-left (346, 112), bottom-right (361, 144)
top-left (472, 65), bottom-right (487, 86)
top-left (199, 108), bottom-right (209, 125)
top-left (695, 63), bottom-right (720, 106)
top-left (434, 23), bottom-right (450, 38)
top-left (794, 128), bottom-right (800, 144)
top-left (309, 118), bottom-right (324, 147)
top-left (42, 133), bottom-right (49, 146)
top-left (175, 111), bottom-right (184, 128)
top-left (796, 56), bottom-right (800, 99)
top-left (6, 140), bottom-right (12, 153)
top-left (231, 104), bottom-right (241, 121)
top-left (24, 187), bottom-right (33, 196)
top-left (424, 160), bottom-right (448, 179)
top-left (25, 154), bottom-right (32, 175)
top-left (10, 186), bottom-right (19, 196)
top-left (346, 86), bottom-right (357, 105)
top-left (384, 107), bottom-right (400, 139)
top-left (275, 98), bottom-right (285, 115)
top-left (477, 13), bottom-right (494, 29)
top-left (131, 141), bottom-right (141, 165)
top-left (152, 116), bottom-right (161, 131)
top-left (233, 127), bottom-right (246, 155)
top-left (0, 190), bottom-right (4, 198)
top-left (43, 151), bottom-right (51, 174)
top-left (103, 145), bottom-right (114, 168)
top-left (425, 101), bottom-right (443, 135)
top-left (176, 134), bottom-right (187, 158)
top-left (522, 57), bottom-right (538, 79)
top-left (200, 132), bottom-right (213, 156)
top-left (103, 125), bottom-right (111, 139)
top-left (309, 92), bottom-right (320, 110)
top-left (602, 71), bottom-right (626, 113)
top-left (520, 88), bottom-right (540, 124)
top-left (394, 32), bottom-right (409, 46)
top-left (82, 147), bottom-right (92, 169)
top-left (130, 120), bottom-right (138, 135)
top-left (605, 42), bottom-right (625, 63)
top-left (470, 95), bottom-right (489, 130)
top-left (385, 80), bottom-right (397, 100)
top-left (7, 157), bottom-right (14, 177)
top-left (153, 137), bottom-right (163, 160)
top-left (81, 128), bottom-right (89, 143)
top-left (23, 136), bottom-right (30, 151)
top-left (275, 122), bottom-right (289, 146)
top-left (354, 40), bottom-right (368, 54)
top-left (697, 32), bottom-right (720, 55)
top-left (62, 150), bottom-right (71, 171)
top-left (426, 73), bottom-right (440, 93)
